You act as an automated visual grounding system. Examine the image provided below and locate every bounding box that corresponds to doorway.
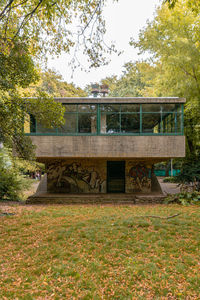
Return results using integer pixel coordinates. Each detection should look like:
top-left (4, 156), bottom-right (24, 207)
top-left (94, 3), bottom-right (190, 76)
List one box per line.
top-left (107, 161), bottom-right (125, 193)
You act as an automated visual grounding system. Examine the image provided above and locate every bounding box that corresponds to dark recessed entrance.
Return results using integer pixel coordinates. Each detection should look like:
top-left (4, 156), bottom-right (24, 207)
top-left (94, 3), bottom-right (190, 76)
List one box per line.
top-left (107, 161), bottom-right (125, 193)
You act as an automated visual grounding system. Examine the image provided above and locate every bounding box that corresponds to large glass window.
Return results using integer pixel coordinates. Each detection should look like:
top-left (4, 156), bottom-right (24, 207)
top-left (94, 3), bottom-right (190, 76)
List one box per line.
top-left (121, 114), bottom-right (140, 133)
top-left (100, 104), bottom-right (140, 134)
top-left (59, 104), bottom-right (97, 134)
top-left (142, 113), bottom-right (161, 133)
top-left (28, 103), bottom-right (183, 135)
top-left (58, 114), bottom-right (77, 133)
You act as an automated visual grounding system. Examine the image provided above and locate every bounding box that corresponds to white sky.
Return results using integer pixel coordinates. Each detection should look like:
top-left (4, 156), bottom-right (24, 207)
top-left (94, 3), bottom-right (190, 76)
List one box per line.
top-left (47, 0), bottom-right (161, 88)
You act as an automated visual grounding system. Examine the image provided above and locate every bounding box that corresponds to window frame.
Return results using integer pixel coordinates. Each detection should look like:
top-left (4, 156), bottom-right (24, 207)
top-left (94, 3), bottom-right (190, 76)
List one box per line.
top-left (26, 103), bottom-right (184, 136)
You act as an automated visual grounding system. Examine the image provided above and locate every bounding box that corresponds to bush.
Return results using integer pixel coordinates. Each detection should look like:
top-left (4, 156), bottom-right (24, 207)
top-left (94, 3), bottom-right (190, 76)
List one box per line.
top-left (163, 176), bottom-right (179, 183)
top-left (176, 157), bottom-right (200, 186)
top-left (165, 192), bottom-right (200, 206)
top-left (0, 148), bottom-right (30, 201)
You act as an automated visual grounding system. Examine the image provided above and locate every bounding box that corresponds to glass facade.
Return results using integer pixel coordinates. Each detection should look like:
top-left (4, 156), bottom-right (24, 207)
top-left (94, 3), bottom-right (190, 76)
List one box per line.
top-left (26, 103), bottom-right (184, 136)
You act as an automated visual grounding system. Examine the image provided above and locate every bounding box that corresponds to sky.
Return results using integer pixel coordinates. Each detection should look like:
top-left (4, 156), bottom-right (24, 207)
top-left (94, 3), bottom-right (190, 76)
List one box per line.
top-left (47, 0), bottom-right (161, 88)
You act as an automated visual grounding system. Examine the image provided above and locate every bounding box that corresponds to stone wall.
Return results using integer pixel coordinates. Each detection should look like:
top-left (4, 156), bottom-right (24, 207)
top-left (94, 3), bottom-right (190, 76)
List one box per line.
top-left (47, 159), bottom-right (155, 194)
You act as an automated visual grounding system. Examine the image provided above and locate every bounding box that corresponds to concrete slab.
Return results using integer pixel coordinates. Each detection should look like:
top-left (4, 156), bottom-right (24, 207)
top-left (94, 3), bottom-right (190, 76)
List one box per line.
top-left (158, 177), bottom-right (180, 195)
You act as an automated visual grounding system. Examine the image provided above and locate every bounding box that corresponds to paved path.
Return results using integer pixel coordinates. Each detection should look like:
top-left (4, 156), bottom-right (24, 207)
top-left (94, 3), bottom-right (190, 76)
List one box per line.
top-left (158, 177), bottom-right (180, 195)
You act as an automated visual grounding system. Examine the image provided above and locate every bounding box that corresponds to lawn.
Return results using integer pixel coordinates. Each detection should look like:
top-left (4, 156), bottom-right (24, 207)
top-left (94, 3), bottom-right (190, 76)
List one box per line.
top-left (0, 204), bottom-right (199, 299)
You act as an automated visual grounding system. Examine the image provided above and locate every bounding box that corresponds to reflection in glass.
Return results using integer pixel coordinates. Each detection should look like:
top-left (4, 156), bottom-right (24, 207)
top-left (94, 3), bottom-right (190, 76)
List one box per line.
top-left (162, 104), bottom-right (178, 112)
top-left (176, 113), bottom-right (182, 133)
top-left (58, 114), bottom-right (77, 133)
top-left (64, 104), bottom-right (77, 112)
top-left (25, 114), bottom-right (36, 133)
top-left (162, 112), bottom-right (182, 133)
top-left (142, 104), bottom-right (162, 113)
top-left (101, 113), bottom-right (120, 133)
top-left (121, 104), bottom-right (140, 112)
top-left (142, 113), bottom-right (161, 133)
top-left (121, 114), bottom-right (140, 133)
top-left (78, 114), bottom-right (97, 133)
top-left (37, 123), bottom-right (57, 134)
top-left (100, 104), bottom-right (120, 112)
top-left (78, 105), bottom-right (97, 112)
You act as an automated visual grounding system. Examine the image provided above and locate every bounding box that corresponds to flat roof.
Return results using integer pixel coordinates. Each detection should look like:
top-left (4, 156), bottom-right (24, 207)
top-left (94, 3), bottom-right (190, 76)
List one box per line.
top-left (25, 97), bottom-right (186, 104)
top-left (54, 97), bottom-right (186, 104)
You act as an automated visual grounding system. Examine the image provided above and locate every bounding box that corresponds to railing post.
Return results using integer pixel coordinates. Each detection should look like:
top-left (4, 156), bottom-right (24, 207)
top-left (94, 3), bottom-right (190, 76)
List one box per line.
top-left (140, 104), bottom-right (142, 135)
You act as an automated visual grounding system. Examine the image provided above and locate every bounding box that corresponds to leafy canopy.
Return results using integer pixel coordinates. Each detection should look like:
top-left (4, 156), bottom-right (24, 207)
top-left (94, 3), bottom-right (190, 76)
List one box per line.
top-left (131, 0), bottom-right (200, 157)
top-left (0, 0), bottom-right (117, 68)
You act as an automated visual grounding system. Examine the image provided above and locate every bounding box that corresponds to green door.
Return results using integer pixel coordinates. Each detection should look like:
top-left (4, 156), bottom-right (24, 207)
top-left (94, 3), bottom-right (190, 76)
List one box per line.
top-left (107, 161), bottom-right (125, 193)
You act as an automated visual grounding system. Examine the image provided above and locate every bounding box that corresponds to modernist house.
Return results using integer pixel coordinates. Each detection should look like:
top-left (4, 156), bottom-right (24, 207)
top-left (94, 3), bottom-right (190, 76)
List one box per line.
top-left (26, 97), bottom-right (185, 195)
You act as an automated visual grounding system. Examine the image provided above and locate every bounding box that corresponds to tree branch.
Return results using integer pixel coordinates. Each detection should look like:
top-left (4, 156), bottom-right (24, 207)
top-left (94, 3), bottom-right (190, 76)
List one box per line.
top-left (0, 0), bottom-right (15, 20)
top-left (136, 213), bottom-right (181, 219)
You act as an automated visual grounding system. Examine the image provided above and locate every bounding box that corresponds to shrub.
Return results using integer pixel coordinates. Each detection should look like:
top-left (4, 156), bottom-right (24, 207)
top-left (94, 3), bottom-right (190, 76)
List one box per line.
top-left (0, 148), bottom-right (30, 201)
top-left (165, 192), bottom-right (200, 206)
top-left (163, 176), bottom-right (179, 183)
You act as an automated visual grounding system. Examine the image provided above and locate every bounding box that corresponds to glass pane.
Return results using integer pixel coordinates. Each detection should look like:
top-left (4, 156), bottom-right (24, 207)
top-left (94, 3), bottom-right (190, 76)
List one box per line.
top-left (30, 115), bottom-right (36, 133)
top-left (100, 104), bottom-right (120, 112)
top-left (162, 112), bottom-right (181, 133)
top-left (58, 113), bottom-right (77, 133)
top-left (100, 113), bottom-right (120, 133)
top-left (142, 113), bottom-right (161, 133)
top-left (161, 104), bottom-right (179, 112)
top-left (78, 104), bottom-right (97, 112)
top-left (176, 113), bottom-right (182, 133)
top-left (78, 113), bottom-right (97, 133)
top-left (121, 104), bottom-right (140, 112)
top-left (142, 104), bottom-right (162, 112)
top-left (121, 114), bottom-right (140, 133)
top-left (37, 123), bottom-right (57, 134)
top-left (176, 104), bottom-right (182, 113)
top-left (24, 114), bottom-right (36, 133)
top-left (64, 104), bottom-right (77, 112)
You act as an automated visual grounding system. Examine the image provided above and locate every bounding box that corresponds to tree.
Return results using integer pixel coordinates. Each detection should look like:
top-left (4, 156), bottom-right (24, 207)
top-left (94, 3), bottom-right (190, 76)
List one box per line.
top-left (132, 0), bottom-right (200, 158)
top-left (23, 69), bottom-right (87, 98)
top-left (164, 0), bottom-right (200, 12)
top-left (0, 0), bottom-right (118, 159)
top-left (99, 61), bottom-right (150, 97)
top-left (0, 0), bottom-right (117, 68)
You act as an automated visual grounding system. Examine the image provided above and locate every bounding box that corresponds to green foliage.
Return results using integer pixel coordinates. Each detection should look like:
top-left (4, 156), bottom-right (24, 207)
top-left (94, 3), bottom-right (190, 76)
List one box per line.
top-left (132, 0), bottom-right (200, 158)
top-left (0, 40), bottom-right (39, 90)
top-left (163, 177), bottom-right (178, 183)
top-left (175, 157), bottom-right (200, 184)
top-left (25, 91), bottom-right (65, 129)
top-left (13, 157), bottom-right (44, 175)
top-left (0, 91), bottom-right (65, 159)
top-left (23, 69), bottom-right (87, 98)
top-left (0, 0), bottom-right (116, 158)
top-left (165, 192), bottom-right (200, 205)
top-left (0, 148), bottom-right (30, 201)
top-left (164, 0), bottom-right (200, 13)
top-left (98, 61), bottom-right (150, 97)
top-left (0, 0), bottom-right (117, 68)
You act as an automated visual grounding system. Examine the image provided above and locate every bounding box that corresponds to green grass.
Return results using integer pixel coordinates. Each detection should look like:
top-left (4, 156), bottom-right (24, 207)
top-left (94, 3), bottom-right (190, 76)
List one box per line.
top-left (0, 204), bottom-right (200, 299)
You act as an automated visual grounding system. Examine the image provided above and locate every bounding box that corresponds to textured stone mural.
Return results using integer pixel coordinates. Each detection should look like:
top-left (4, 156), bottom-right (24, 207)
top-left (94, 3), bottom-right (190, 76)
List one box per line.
top-left (47, 159), bottom-right (153, 194)
top-left (47, 159), bottom-right (106, 193)
top-left (126, 162), bottom-right (152, 193)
